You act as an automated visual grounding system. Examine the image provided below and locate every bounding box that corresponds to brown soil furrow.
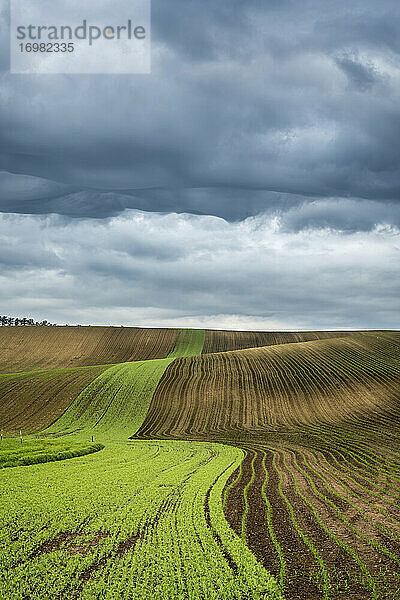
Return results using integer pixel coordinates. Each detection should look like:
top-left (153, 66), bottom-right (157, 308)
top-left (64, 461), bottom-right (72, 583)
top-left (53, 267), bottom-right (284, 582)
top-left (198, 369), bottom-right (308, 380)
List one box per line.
top-left (0, 365), bottom-right (108, 434)
top-left (0, 326), bottom-right (179, 373)
top-left (224, 448), bottom-right (254, 534)
top-left (281, 449), bottom-right (400, 586)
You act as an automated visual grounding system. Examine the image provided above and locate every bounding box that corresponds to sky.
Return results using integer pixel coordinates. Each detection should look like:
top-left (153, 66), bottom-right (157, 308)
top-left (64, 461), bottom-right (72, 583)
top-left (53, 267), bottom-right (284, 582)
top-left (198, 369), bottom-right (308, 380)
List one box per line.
top-left (0, 0), bottom-right (399, 329)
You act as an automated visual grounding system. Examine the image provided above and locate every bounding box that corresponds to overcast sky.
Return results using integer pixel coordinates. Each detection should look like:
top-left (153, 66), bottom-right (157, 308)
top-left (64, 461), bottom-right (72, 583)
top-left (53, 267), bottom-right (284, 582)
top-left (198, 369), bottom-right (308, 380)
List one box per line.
top-left (0, 0), bottom-right (399, 329)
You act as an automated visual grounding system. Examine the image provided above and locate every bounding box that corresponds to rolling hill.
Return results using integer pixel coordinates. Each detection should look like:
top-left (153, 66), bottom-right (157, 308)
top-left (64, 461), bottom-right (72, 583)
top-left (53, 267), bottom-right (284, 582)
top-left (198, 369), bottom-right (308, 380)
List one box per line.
top-left (1, 326), bottom-right (400, 600)
top-left (0, 325), bottom-right (180, 373)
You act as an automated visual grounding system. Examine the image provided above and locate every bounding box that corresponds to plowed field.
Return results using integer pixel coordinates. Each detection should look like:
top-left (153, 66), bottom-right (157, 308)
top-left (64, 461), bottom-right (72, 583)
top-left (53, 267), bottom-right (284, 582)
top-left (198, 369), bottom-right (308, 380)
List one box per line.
top-left (0, 365), bottom-right (108, 434)
top-left (202, 329), bottom-right (365, 354)
top-left (0, 328), bottom-right (205, 436)
top-left (134, 331), bottom-right (400, 599)
top-left (0, 326), bottom-right (179, 373)
top-left (2, 327), bottom-right (400, 599)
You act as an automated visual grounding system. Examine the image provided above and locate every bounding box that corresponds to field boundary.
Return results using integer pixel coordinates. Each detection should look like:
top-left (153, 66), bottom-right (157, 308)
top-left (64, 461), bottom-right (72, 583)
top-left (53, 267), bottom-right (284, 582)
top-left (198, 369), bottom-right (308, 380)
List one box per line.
top-left (0, 442), bottom-right (104, 469)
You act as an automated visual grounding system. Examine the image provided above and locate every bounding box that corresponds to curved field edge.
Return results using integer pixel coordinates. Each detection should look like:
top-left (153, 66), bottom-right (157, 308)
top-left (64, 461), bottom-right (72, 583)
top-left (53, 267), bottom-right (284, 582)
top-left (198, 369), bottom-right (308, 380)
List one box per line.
top-left (0, 365), bottom-right (109, 435)
top-left (0, 328), bottom-right (206, 440)
top-left (133, 331), bottom-right (400, 599)
top-left (201, 329), bottom-right (376, 354)
top-left (43, 359), bottom-right (176, 440)
top-left (0, 326), bottom-right (181, 374)
top-left (0, 439), bottom-right (104, 469)
top-left (0, 439), bottom-right (282, 600)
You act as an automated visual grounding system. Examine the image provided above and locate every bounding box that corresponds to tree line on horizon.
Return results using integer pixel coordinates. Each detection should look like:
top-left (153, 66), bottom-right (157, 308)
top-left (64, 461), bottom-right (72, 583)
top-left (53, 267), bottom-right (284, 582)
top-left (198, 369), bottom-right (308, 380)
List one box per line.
top-left (0, 316), bottom-right (55, 326)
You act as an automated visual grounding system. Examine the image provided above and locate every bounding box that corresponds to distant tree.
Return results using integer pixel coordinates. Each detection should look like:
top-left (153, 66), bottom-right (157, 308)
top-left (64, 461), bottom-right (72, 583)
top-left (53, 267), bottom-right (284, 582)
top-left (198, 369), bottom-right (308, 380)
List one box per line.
top-left (0, 315), bottom-right (56, 326)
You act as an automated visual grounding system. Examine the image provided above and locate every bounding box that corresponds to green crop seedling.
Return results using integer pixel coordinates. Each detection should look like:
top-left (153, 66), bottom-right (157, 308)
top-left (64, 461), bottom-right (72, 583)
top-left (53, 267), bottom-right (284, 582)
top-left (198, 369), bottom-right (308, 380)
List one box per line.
top-left (1, 327), bottom-right (400, 598)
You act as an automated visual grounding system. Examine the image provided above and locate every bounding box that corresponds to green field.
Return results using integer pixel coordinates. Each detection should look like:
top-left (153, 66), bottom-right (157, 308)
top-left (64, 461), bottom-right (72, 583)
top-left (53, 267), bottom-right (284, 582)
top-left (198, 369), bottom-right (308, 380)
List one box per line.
top-left (0, 441), bottom-right (281, 600)
top-left (1, 326), bottom-right (400, 599)
top-left (0, 438), bottom-right (104, 469)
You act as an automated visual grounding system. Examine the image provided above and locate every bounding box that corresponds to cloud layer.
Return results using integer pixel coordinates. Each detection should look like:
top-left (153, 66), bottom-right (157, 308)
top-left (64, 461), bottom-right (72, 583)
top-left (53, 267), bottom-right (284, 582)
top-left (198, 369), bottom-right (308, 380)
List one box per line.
top-left (0, 210), bottom-right (398, 329)
top-left (1, 0), bottom-right (400, 207)
top-left (1, 1), bottom-right (399, 328)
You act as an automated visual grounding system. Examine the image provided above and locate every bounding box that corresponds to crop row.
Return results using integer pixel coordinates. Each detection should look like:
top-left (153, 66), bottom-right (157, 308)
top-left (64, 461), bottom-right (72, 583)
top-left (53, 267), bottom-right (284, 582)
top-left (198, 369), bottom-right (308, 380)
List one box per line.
top-left (0, 365), bottom-right (107, 435)
top-left (3, 329), bottom-right (400, 598)
top-left (1, 326), bottom-right (373, 374)
top-left (43, 328), bottom-right (206, 441)
top-left (133, 331), bottom-right (400, 598)
top-left (0, 326), bottom-right (182, 374)
top-left (0, 440), bottom-right (282, 600)
top-left (222, 433), bottom-right (400, 599)
top-left (202, 329), bottom-right (366, 354)
top-left (44, 359), bottom-right (176, 441)
top-left (136, 332), bottom-right (400, 437)
top-left (0, 328), bottom-right (206, 439)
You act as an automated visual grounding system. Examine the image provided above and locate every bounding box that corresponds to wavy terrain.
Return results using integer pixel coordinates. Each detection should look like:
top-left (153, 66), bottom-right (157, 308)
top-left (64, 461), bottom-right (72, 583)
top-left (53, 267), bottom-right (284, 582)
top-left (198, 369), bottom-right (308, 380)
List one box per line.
top-left (1, 326), bottom-right (400, 599)
top-left (0, 328), bottom-right (205, 436)
top-left (0, 365), bottom-right (108, 434)
top-left (0, 326), bottom-right (180, 373)
top-left (202, 329), bottom-right (364, 354)
top-left (134, 330), bottom-right (400, 599)
top-left (139, 332), bottom-right (400, 435)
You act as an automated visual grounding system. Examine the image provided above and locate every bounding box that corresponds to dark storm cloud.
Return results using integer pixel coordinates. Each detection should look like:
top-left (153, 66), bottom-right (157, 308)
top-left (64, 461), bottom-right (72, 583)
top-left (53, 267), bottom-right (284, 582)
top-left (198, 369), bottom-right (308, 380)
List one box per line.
top-left (2, 170), bottom-right (400, 231)
top-left (1, 1), bottom-right (400, 329)
top-left (335, 54), bottom-right (379, 91)
top-left (1, 0), bottom-right (400, 223)
top-left (0, 171), bottom-right (305, 220)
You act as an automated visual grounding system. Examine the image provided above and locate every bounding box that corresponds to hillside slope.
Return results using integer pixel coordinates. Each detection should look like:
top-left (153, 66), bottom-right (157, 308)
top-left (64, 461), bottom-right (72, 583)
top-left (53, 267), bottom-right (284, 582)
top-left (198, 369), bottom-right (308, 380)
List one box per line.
top-left (0, 326), bottom-right (180, 373)
top-left (0, 365), bottom-right (108, 435)
top-left (134, 331), bottom-right (400, 598)
top-left (202, 329), bottom-right (366, 354)
top-left (0, 326), bottom-right (371, 374)
top-left (3, 326), bottom-right (400, 598)
top-left (0, 328), bottom-right (206, 436)
top-left (137, 332), bottom-right (400, 437)
top-left (44, 328), bottom-right (206, 439)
